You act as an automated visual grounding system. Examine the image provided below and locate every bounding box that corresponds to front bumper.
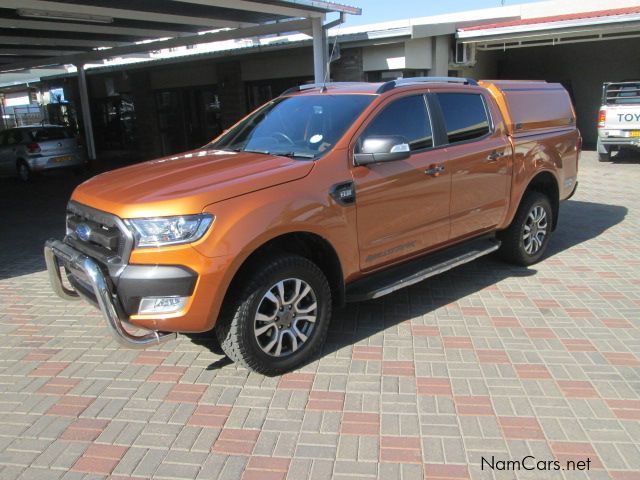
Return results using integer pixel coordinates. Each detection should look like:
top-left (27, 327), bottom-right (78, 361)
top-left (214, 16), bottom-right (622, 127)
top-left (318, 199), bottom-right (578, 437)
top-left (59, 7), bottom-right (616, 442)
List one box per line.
top-left (44, 239), bottom-right (177, 348)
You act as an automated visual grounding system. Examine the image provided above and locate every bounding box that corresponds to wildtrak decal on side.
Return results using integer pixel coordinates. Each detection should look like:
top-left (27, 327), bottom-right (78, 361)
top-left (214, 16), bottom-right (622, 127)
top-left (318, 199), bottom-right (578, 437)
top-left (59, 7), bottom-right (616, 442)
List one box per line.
top-left (366, 241), bottom-right (417, 263)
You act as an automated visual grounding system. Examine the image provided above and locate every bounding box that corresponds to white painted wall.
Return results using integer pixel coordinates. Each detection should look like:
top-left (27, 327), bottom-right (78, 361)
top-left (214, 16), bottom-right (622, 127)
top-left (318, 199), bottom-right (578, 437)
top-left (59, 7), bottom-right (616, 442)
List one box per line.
top-left (363, 43), bottom-right (406, 72)
top-left (405, 38), bottom-right (432, 70)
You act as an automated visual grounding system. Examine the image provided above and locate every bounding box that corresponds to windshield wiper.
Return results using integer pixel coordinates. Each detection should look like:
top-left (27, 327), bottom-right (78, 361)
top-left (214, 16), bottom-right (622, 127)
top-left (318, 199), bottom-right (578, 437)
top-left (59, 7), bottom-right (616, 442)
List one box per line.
top-left (243, 149), bottom-right (316, 159)
top-left (274, 152), bottom-right (316, 159)
top-left (213, 147), bottom-right (316, 159)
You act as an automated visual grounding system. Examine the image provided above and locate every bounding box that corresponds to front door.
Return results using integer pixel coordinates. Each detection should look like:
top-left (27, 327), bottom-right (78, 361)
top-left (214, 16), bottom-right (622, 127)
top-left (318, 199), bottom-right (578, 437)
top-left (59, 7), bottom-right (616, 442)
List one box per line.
top-left (434, 92), bottom-right (511, 239)
top-left (351, 94), bottom-right (451, 271)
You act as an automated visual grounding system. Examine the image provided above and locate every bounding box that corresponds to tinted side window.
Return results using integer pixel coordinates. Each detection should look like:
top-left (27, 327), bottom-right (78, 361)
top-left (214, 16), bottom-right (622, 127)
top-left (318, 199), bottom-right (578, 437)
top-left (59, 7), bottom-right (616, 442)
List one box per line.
top-left (359, 95), bottom-right (432, 151)
top-left (436, 93), bottom-right (490, 144)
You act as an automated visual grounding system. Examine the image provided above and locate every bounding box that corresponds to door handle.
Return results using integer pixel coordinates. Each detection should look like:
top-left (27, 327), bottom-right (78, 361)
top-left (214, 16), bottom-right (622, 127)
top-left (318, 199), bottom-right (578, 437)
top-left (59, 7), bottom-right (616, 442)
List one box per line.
top-left (425, 165), bottom-right (445, 176)
top-left (486, 150), bottom-right (504, 162)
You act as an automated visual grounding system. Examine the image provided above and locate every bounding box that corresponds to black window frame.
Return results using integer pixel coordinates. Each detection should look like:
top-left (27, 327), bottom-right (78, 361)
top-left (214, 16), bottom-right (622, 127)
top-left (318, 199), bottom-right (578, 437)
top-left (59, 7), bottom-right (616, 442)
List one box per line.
top-left (354, 93), bottom-right (436, 158)
top-left (430, 91), bottom-right (494, 147)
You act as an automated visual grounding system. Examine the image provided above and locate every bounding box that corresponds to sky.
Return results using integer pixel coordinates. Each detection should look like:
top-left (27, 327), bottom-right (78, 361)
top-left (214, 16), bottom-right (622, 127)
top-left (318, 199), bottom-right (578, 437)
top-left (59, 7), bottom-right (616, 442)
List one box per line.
top-left (340, 0), bottom-right (540, 25)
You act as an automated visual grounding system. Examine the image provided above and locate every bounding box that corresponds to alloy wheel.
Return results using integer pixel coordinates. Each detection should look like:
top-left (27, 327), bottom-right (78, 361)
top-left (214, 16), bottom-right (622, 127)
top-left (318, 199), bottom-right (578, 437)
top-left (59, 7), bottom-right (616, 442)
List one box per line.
top-left (523, 205), bottom-right (548, 255)
top-left (254, 278), bottom-right (317, 357)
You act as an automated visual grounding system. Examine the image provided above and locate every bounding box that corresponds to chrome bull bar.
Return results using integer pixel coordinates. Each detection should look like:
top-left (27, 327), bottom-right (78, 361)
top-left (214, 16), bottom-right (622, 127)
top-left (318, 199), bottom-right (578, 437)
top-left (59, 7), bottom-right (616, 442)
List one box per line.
top-left (44, 239), bottom-right (176, 348)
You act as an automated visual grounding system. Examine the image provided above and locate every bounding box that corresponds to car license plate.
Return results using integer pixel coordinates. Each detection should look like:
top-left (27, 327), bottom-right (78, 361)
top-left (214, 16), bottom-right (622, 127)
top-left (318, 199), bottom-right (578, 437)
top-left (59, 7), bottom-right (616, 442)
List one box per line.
top-left (54, 155), bottom-right (73, 163)
top-left (630, 131), bottom-right (640, 137)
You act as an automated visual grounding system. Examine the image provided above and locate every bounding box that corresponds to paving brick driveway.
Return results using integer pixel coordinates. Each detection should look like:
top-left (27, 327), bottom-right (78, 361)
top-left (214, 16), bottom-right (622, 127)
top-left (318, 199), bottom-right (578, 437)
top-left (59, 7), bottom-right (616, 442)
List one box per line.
top-left (0, 151), bottom-right (639, 480)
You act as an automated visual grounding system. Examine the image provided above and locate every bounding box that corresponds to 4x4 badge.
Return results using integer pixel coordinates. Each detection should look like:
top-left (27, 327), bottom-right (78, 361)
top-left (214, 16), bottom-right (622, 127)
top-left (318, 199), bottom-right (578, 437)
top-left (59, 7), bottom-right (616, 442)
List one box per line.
top-left (329, 181), bottom-right (355, 206)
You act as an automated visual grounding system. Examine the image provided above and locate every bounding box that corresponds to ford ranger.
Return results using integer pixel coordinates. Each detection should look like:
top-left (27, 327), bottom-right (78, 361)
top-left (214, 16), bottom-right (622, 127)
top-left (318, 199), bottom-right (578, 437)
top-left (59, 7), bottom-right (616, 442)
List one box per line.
top-left (45, 77), bottom-right (581, 375)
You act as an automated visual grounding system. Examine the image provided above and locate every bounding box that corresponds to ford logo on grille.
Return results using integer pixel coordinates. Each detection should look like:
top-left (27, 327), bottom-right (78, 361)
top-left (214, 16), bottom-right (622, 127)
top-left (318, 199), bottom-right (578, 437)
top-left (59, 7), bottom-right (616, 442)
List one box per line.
top-left (75, 223), bottom-right (91, 242)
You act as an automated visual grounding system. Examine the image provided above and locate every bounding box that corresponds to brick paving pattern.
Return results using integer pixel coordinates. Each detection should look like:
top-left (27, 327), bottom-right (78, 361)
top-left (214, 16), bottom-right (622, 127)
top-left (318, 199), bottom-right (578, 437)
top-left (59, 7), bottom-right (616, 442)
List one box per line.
top-left (0, 152), bottom-right (639, 479)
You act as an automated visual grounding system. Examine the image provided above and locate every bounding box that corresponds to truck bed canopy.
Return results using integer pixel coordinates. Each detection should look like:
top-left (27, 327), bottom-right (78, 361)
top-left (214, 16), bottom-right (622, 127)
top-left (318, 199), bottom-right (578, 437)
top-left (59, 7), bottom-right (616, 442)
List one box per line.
top-left (480, 80), bottom-right (576, 136)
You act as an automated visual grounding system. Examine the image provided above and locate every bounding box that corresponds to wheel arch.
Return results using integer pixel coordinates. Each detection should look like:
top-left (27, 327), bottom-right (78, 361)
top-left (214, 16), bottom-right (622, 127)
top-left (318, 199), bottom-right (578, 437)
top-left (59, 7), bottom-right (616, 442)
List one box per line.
top-left (223, 231), bottom-right (346, 310)
top-left (523, 170), bottom-right (560, 230)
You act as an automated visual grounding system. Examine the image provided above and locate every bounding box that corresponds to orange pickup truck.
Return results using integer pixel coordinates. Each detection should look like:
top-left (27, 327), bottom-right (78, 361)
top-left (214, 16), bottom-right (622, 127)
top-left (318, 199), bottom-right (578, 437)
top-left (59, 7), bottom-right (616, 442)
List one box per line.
top-left (45, 77), bottom-right (580, 374)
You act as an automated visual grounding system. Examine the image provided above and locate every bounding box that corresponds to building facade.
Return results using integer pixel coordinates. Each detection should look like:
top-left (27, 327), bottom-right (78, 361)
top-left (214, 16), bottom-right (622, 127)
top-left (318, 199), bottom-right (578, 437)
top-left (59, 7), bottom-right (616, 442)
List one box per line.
top-left (3, 0), bottom-right (640, 165)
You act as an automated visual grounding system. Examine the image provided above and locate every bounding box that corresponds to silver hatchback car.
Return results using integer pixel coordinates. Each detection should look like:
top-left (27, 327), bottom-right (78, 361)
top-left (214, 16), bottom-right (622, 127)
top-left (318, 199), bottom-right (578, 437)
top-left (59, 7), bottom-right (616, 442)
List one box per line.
top-left (0, 125), bottom-right (88, 181)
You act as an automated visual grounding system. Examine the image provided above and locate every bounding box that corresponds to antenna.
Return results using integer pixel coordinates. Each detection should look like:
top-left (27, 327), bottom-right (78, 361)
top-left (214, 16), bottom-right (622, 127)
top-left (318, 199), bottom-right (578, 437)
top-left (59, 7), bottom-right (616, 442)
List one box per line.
top-left (323, 13), bottom-right (344, 86)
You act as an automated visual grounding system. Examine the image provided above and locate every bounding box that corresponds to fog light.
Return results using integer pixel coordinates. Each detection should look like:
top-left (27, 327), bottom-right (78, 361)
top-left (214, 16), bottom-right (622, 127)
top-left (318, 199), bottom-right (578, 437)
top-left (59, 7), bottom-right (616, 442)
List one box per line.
top-left (138, 296), bottom-right (187, 314)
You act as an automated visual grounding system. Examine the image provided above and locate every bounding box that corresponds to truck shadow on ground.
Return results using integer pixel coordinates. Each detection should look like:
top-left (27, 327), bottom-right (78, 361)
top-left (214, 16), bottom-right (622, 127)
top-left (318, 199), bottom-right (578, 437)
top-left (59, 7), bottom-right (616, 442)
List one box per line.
top-left (605, 148), bottom-right (640, 164)
top-left (191, 199), bottom-right (628, 374)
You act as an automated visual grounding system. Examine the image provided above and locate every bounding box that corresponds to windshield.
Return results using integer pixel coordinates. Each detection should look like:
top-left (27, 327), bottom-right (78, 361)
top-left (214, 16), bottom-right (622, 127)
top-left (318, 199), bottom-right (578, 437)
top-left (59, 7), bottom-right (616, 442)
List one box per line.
top-left (207, 94), bottom-right (374, 159)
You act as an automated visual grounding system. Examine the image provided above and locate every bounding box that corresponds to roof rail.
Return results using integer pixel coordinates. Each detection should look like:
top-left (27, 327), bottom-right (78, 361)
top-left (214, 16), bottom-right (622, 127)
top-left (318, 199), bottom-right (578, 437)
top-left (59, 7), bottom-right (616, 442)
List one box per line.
top-left (280, 82), bottom-right (369, 96)
top-left (376, 76), bottom-right (478, 94)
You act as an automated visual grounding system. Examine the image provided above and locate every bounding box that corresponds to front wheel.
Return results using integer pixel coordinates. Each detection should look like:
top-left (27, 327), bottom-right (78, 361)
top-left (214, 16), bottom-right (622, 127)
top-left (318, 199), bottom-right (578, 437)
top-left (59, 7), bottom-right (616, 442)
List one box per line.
top-left (215, 254), bottom-right (332, 375)
top-left (498, 192), bottom-right (553, 266)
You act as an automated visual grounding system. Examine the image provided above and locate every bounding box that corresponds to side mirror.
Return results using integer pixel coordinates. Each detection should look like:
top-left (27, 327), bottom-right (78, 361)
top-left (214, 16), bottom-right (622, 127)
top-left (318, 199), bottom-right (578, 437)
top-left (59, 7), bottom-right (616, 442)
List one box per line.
top-left (353, 135), bottom-right (411, 166)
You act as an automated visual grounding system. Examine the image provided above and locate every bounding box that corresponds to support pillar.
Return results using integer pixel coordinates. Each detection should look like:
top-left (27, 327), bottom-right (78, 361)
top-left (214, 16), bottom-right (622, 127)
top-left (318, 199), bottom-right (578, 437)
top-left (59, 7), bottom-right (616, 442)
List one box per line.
top-left (312, 16), bottom-right (326, 84)
top-left (76, 64), bottom-right (96, 160)
top-left (430, 35), bottom-right (451, 77)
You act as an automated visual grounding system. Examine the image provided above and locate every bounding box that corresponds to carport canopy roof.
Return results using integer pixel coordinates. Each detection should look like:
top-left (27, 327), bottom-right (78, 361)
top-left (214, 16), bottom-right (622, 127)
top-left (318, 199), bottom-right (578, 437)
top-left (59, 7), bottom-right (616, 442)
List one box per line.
top-left (0, 0), bottom-right (360, 73)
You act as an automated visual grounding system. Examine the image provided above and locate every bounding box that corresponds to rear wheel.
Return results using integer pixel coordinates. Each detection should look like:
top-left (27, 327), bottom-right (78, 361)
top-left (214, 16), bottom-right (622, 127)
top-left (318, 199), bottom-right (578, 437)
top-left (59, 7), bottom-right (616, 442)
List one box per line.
top-left (215, 254), bottom-right (332, 375)
top-left (17, 160), bottom-right (31, 182)
top-left (498, 192), bottom-right (553, 266)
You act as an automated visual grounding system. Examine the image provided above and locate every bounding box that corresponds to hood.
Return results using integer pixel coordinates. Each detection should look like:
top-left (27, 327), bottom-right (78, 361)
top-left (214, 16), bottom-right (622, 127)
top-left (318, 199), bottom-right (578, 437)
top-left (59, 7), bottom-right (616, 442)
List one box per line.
top-left (72, 149), bottom-right (314, 218)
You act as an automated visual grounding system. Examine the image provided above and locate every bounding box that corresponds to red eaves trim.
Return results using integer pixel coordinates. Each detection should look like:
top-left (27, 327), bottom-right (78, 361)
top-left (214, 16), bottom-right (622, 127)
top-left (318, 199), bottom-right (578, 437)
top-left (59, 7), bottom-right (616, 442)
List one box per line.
top-left (459, 5), bottom-right (640, 32)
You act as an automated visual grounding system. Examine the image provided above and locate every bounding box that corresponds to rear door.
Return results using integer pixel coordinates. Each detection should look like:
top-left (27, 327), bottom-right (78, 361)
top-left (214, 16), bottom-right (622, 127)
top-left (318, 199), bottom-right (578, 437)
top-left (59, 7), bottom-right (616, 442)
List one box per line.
top-left (351, 93), bottom-right (451, 271)
top-left (433, 91), bottom-right (511, 240)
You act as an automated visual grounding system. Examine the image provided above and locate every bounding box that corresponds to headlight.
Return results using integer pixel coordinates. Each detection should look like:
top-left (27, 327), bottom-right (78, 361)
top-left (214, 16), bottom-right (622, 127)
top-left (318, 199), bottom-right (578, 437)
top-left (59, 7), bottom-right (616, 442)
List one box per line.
top-left (127, 214), bottom-right (214, 248)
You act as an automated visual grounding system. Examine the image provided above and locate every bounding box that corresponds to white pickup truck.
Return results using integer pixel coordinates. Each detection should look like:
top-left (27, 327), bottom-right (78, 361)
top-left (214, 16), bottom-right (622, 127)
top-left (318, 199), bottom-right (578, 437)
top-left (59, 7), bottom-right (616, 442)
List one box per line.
top-left (597, 81), bottom-right (640, 161)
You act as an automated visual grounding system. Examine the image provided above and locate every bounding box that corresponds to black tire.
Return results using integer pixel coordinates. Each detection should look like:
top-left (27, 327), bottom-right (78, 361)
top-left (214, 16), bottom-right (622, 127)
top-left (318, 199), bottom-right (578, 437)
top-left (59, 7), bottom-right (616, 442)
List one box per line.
top-left (215, 254), bottom-right (332, 375)
top-left (598, 151), bottom-right (611, 163)
top-left (498, 191), bottom-right (553, 266)
top-left (17, 160), bottom-right (31, 182)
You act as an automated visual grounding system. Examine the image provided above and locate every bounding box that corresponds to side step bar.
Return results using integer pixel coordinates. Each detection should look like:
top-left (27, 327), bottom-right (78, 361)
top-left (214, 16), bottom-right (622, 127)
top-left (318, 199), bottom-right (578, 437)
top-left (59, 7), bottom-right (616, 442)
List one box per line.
top-left (345, 237), bottom-right (501, 302)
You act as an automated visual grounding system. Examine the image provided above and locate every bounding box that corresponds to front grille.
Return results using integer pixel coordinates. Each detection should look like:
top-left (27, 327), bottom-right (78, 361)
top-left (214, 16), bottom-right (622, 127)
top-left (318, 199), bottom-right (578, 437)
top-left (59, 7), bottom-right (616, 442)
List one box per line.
top-left (64, 201), bottom-right (134, 276)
